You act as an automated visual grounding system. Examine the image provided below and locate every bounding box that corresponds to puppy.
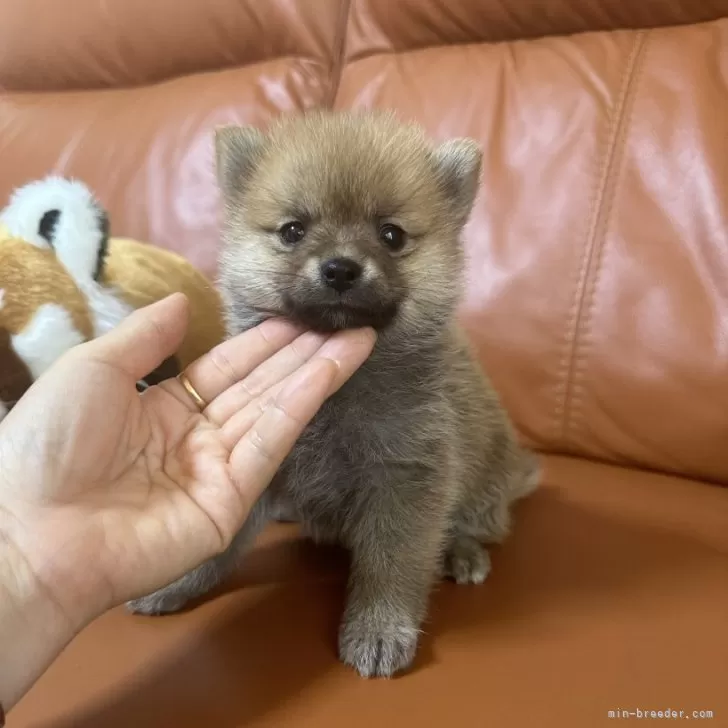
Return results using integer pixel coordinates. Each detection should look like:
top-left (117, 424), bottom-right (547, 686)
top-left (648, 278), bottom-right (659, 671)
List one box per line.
top-left (129, 110), bottom-right (538, 678)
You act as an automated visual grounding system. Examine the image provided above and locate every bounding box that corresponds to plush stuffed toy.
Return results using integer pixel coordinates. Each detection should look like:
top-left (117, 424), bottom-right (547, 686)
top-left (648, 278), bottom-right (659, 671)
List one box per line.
top-left (0, 177), bottom-right (225, 419)
top-left (0, 230), bottom-right (94, 419)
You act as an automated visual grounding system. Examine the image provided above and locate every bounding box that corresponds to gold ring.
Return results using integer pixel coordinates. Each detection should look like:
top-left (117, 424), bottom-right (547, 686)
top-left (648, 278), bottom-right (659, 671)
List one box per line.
top-left (177, 371), bottom-right (206, 410)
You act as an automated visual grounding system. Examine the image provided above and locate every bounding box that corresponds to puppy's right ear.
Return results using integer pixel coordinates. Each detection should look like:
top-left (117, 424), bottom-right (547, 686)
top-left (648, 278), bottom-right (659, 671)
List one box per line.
top-left (214, 125), bottom-right (266, 198)
top-left (432, 138), bottom-right (482, 227)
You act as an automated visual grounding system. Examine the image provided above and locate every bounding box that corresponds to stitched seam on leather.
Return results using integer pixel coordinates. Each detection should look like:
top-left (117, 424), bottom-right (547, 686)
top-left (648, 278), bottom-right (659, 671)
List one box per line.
top-left (553, 32), bottom-right (647, 448)
top-left (325, 0), bottom-right (352, 108)
top-left (551, 94), bottom-right (618, 447)
top-left (568, 32), bottom-right (650, 444)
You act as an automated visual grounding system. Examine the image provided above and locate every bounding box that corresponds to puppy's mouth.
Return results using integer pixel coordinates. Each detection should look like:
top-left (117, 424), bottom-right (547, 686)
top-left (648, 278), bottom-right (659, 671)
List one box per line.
top-left (281, 294), bottom-right (399, 333)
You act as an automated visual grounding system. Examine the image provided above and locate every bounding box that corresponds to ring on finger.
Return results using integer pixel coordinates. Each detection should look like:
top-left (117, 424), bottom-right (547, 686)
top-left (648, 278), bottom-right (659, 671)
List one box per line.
top-left (177, 371), bottom-right (207, 411)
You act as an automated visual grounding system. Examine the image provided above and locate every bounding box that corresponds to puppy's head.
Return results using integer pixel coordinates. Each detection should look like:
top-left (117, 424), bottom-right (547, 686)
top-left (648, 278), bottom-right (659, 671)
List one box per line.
top-left (216, 111), bottom-right (481, 335)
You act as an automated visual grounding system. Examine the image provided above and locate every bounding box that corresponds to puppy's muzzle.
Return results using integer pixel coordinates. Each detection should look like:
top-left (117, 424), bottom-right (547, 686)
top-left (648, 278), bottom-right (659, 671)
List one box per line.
top-left (320, 257), bottom-right (362, 293)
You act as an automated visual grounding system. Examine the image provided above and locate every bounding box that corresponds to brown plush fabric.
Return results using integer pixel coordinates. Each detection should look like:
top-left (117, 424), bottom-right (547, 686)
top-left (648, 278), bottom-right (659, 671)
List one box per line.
top-left (0, 238), bottom-right (93, 339)
top-left (102, 238), bottom-right (225, 368)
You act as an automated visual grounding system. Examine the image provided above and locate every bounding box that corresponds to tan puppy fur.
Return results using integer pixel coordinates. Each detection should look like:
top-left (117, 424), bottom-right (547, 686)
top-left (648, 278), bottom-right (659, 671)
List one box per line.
top-left (129, 110), bottom-right (538, 678)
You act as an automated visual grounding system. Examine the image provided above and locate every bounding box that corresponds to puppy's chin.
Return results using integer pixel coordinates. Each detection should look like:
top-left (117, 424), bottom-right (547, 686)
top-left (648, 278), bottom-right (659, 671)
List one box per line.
top-left (282, 294), bottom-right (399, 333)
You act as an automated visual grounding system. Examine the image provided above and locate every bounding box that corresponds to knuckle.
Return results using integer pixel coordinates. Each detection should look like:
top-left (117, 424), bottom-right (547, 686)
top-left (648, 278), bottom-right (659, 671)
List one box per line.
top-left (256, 395), bottom-right (273, 416)
top-left (287, 343), bottom-right (310, 369)
top-left (272, 400), bottom-right (304, 426)
top-left (255, 322), bottom-right (274, 344)
top-left (247, 427), bottom-right (274, 462)
top-left (237, 378), bottom-right (257, 400)
top-left (208, 345), bottom-right (238, 383)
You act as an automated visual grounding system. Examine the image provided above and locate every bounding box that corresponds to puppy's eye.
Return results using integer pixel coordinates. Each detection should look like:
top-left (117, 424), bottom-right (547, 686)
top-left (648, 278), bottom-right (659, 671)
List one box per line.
top-left (379, 223), bottom-right (406, 252)
top-left (279, 221), bottom-right (306, 245)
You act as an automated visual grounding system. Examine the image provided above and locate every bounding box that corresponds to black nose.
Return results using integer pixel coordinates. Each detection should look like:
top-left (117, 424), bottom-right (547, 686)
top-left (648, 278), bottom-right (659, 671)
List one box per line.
top-left (320, 257), bottom-right (362, 293)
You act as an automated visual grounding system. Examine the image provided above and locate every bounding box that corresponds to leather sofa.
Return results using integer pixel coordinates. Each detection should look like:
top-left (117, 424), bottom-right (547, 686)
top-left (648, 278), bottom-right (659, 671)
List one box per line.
top-left (3, 1), bottom-right (727, 726)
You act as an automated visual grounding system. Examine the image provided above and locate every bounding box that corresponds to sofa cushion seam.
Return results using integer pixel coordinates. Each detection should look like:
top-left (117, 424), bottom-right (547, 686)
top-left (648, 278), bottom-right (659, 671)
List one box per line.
top-left (553, 30), bottom-right (648, 448)
top-left (324, 0), bottom-right (352, 108)
top-left (343, 16), bottom-right (725, 67)
top-left (568, 31), bottom-right (651, 445)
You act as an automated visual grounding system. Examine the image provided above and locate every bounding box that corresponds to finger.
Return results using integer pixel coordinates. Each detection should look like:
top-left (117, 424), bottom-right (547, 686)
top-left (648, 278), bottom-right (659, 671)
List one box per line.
top-left (226, 328), bottom-right (376, 504)
top-left (82, 293), bottom-right (189, 382)
top-left (203, 329), bottom-right (330, 425)
top-left (219, 328), bottom-right (376, 450)
top-left (228, 358), bottom-right (339, 511)
top-left (179, 318), bottom-right (306, 408)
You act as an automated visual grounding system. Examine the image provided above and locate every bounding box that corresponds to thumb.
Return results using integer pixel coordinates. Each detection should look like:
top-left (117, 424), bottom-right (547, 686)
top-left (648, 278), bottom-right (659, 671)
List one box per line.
top-left (82, 293), bottom-right (190, 382)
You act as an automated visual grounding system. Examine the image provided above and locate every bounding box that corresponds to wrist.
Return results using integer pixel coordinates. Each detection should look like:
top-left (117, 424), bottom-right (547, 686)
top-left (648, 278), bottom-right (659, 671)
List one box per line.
top-left (0, 512), bottom-right (94, 711)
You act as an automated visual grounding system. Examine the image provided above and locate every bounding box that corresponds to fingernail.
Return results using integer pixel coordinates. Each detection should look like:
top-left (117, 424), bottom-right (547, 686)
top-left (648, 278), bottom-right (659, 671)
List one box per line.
top-left (359, 327), bottom-right (377, 345)
top-left (349, 327), bottom-right (378, 349)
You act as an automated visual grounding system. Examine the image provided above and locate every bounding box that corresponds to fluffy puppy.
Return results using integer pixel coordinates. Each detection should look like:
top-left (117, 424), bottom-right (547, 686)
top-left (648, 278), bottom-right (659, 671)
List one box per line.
top-left (129, 110), bottom-right (538, 678)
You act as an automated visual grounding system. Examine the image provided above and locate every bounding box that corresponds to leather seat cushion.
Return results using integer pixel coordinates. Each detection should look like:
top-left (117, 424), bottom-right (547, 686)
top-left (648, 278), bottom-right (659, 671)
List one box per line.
top-left (13, 455), bottom-right (728, 728)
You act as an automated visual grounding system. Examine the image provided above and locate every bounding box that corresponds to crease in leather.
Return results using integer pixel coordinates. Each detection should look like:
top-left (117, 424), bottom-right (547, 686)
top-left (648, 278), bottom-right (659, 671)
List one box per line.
top-left (343, 5), bottom-right (728, 66)
top-left (554, 31), bottom-right (649, 449)
top-left (568, 32), bottom-right (652, 448)
top-left (0, 56), bottom-right (328, 102)
top-left (325, 0), bottom-right (353, 107)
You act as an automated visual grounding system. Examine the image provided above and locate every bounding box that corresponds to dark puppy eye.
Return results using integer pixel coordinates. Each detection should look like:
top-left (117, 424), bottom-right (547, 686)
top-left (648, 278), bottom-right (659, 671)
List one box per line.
top-left (379, 223), bottom-right (406, 252)
top-left (279, 221), bottom-right (306, 245)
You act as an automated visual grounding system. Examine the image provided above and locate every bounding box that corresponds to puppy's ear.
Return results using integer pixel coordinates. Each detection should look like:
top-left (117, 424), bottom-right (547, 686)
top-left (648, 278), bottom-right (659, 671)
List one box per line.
top-left (432, 138), bottom-right (483, 225)
top-left (214, 125), bottom-right (267, 198)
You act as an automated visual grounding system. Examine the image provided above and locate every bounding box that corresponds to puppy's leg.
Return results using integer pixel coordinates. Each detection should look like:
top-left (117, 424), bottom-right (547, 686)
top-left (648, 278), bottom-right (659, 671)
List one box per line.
top-left (338, 468), bottom-right (450, 678)
top-left (269, 497), bottom-right (299, 523)
top-left (442, 450), bottom-right (539, 584)
top-left (127, 497), bottom-right (270, 615)
top-left (440, 480), bottom-right (512, 585)
top-left (442, 533), bottom-right (491, 585)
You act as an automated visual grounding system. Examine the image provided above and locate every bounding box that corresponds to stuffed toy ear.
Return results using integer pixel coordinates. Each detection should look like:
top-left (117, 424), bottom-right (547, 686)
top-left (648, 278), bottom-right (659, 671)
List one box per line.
top-left (1, 176), bottom-right (131, 340)
top-left (0, 176), bottom-right (109, 283)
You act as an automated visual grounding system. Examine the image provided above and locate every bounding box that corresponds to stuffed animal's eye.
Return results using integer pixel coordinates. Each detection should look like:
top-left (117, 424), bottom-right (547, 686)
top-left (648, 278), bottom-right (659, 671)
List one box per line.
top-left (279, 221), bottom-right (306, 245)
top-left (379, 223), bottom-right (406, 252)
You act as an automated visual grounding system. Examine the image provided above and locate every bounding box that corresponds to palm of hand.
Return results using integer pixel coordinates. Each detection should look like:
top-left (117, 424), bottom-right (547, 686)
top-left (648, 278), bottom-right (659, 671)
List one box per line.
top-left (2, 355), bottom-right (243, 621)
top-left (0, 297), bottom-right (374, 627)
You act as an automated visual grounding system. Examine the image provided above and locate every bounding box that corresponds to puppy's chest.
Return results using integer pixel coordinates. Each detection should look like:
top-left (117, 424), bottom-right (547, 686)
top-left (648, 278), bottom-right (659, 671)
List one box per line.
top-left (284, 393), bottom-right (396, 497)
top-left (279, 363), bottom-right (445, 511)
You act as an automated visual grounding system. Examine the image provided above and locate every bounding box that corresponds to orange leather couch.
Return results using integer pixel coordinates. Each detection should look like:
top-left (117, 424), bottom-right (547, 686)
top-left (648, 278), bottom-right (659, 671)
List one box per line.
top-left (3, 2), bottom-right (727, 726)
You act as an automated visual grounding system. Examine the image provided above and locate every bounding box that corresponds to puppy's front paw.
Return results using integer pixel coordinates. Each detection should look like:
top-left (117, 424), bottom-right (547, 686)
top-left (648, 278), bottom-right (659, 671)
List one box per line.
top-left (339, 611), bottom-right (419, 678)
top-left (126, 587), bottom-right (191, 616)
top-left (443, 535), bottom-right (491, 585)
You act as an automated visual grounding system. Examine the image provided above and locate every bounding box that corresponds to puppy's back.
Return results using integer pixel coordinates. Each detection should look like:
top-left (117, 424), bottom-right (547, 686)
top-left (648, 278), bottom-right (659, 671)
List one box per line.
top-left (444, 324), bottom-right (538, 542)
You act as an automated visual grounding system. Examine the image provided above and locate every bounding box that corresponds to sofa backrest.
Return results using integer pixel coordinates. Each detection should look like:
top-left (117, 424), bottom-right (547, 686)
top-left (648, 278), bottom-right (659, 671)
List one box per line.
top-left (1, 0), bottom-right (727, 483)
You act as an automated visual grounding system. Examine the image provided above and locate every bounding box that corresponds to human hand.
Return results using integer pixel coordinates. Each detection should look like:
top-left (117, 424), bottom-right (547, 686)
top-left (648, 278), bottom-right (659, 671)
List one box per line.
top-left (0, 293), bottom-right (375, 632)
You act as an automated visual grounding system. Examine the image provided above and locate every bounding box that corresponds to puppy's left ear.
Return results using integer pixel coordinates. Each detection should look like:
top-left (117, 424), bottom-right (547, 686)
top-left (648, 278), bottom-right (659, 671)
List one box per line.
top-left (214, 125), bottom-right (267, 199)
top-left (432, 138), bottom-right (483, 225)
